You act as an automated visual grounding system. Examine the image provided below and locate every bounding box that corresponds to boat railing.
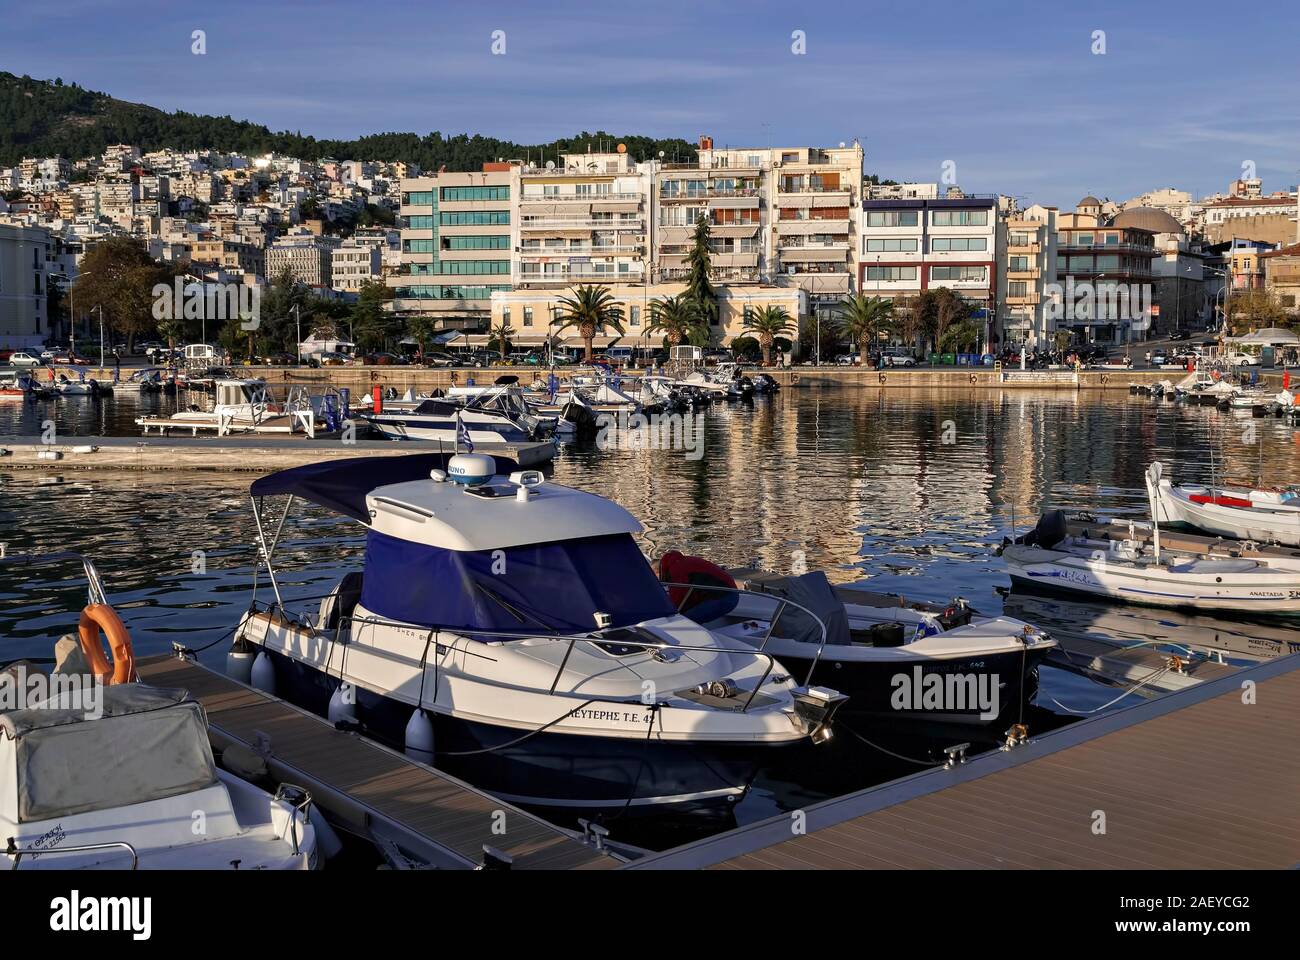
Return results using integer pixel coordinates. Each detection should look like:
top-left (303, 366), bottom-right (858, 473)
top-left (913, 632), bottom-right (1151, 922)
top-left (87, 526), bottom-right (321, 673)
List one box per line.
top-left (245, 595), bottom-right (803, 713)
top-left (6, 837), bottom-right (139, 870)
top-left (659, 580), bottom-right (830, 687)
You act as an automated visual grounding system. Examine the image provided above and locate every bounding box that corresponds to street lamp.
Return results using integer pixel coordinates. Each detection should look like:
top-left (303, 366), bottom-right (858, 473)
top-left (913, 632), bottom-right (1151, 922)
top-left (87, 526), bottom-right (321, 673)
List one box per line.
top-left (291, 304), bottom-right (302, 363)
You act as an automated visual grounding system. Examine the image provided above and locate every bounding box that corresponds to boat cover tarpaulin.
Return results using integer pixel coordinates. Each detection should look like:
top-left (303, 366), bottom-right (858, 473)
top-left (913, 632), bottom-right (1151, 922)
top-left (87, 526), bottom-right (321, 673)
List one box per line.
top-left (1, 685), bottom-right (218, 823)
top-left (249, 453), bottom-right (521, 523)
top-left (358, 529), bottom-right (675, 633)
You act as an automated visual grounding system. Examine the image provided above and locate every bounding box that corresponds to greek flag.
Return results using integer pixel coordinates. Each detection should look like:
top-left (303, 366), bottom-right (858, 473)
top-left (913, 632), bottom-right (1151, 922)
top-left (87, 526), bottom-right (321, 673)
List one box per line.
top-left (456, 413), bottom-right (474, 452)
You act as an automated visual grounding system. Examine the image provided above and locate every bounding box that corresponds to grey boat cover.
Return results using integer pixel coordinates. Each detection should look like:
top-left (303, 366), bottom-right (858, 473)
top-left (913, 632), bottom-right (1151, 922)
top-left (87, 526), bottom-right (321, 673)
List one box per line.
top-left (769, 572), bottom-right (852, 646)
top-left (0, 684), bottom-right (218, 823)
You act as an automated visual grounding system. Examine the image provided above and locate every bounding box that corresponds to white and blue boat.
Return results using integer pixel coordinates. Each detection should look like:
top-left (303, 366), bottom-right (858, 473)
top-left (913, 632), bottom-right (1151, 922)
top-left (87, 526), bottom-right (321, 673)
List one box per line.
top-left (229, 453), bottom-right (845, 816)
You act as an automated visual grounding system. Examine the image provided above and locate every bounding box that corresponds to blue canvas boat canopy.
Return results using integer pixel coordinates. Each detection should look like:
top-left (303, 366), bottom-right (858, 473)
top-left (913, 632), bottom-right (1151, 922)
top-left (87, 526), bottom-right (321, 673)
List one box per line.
top-left (249, 453), bottom-right (521, 523)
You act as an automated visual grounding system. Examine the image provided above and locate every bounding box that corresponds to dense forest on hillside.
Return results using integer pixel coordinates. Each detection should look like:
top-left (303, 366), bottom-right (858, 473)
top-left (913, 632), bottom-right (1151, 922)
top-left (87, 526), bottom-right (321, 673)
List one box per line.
top-left (0, 71), bottom-right (698, 169)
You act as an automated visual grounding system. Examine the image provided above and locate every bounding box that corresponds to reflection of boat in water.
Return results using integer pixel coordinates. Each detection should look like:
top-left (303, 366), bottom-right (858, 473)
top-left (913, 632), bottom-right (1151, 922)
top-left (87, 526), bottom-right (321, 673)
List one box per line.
top-left (1002, 591), bottom-right (1300, 668)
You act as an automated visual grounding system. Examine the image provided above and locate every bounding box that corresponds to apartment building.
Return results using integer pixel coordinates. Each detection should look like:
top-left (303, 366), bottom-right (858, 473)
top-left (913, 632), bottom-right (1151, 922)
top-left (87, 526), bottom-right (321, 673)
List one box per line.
top-left (859, 193), bottom-right (999, 344)
top-left (489, 282), bottom-right (805, 354)
top-left (1262, 243), bottom-right (1300, 318)
top-left (1052, 198), bottom-right (1157, 343)
top-left (998, 204), bottom-right (1057, 348)
top-left (266, 233), bottom-right (339, 287)
top-left (191, 236), bottom-right (266, 281)
top-left (331, 238), bottom-right (383, 292)
top-left (390, 165), bottom-right (517, 327)
top-left (0, 223), bottom-right (53, 347)
top-left (656, 138), bottom-right (863, 328)
top-left (516, 149), bottom-right (650, 291)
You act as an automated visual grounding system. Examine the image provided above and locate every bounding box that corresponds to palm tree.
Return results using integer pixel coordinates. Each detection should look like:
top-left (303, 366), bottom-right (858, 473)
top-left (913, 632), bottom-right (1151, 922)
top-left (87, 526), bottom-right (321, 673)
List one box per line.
top-left (835, 294), bottom-right (895, 365)
top-left (646, 293), bottom-right (704, 348)
top-left (742, 305), bottom-right (795, 365)
top-left (489, 317), bottom-right (514, 361)
top-left (554, 284), bottom-right (625, 362)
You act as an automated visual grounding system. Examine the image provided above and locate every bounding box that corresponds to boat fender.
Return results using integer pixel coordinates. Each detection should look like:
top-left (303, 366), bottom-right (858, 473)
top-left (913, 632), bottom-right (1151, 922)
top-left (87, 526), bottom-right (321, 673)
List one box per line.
top-left (226, 633), bottom-right (256, 684)
top-left (404, 708), bottom-right (435, 764)
top-left (328, 683), bottom-right (357, 724)
top-left (309, 804), bottom-right (343, 860)
top-left (77, 603), bottom-right (135, 685)
top-left (251, 650), bottom-right (277, 694)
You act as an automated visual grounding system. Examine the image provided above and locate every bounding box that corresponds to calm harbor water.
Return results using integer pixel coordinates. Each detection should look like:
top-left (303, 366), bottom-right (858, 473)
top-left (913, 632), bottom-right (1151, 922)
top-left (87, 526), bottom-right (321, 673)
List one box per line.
top-left (2, 386), bottom-right (1298, 848)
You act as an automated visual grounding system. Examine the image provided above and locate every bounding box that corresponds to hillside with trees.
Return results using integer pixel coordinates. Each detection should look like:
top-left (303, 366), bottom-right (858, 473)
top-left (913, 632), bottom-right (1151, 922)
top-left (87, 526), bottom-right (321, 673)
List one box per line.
top-left (0, 71), bottom-right (697, 169)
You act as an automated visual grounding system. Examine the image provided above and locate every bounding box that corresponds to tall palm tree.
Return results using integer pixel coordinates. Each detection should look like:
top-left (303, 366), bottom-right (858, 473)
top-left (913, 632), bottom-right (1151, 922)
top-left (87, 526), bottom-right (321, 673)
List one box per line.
top-left (742, 305), bottom-right (794, 365)
top-left (489, 317), bottom-right (514, 360)
top-left (554, 284), bottom-right (625, 362)
top-left (835, 294), bottom-right (895, 365)
top-left (646, 293), bottom-right (704, 348)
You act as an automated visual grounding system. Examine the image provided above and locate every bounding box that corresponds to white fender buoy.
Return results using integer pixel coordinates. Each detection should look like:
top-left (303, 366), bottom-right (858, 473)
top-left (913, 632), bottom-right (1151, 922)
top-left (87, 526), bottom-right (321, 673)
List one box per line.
top-left (308, 805), bottom-right (343, 861)
top-left (250, 651), bottom-right (276, 694)
top-left (327, 683), bottom-right (356, 724)
top-left (226, 636), bottom-right (255, 685)
top-left (404, 709), bottom-right (435, 764)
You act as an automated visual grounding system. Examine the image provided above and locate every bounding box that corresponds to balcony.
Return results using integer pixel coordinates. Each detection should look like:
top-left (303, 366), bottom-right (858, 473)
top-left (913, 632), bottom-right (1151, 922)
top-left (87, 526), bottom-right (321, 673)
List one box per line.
top-left (1007, 244), bottom-right (1040, 255)
top-left (518, 266), bottom-right (644, 284)
top-left (1005, 293), bottom-right (1041, 305)
top-left (1007, 269), bottom-right (1040, 280)
top-left (520, 217), bottom-right (643, 231)
top-left (774, 219), bottom-right (850, 235)
top-left (521, 244), bottom-right (644, 258)
top-left (521, 191), bottom-right (643, 202)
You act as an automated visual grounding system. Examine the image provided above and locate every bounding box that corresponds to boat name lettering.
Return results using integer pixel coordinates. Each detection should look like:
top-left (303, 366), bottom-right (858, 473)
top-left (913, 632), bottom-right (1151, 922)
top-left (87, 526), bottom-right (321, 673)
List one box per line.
top-left (567, 706), bottom-right (651, 724)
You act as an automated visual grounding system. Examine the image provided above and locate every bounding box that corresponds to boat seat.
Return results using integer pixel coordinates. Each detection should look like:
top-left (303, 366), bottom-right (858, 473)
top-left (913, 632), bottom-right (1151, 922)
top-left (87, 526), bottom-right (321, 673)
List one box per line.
top-left (318, 572), bottom-right (365, 631)
top-left (1166, 558), bottom-right (1259, 574)
top-left (767, 572), bottom-right (852, 646)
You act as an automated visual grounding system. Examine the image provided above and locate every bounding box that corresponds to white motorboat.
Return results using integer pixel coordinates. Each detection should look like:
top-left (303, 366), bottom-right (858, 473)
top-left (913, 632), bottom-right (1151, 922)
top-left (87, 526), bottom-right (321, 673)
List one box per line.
top-left (113, 367), bottom-right (164, 395)
top-left (1147, 461), bottom-right (1300, 547)
top-left (653, 556), bottom-right (1055, 728)
top-left (362, 380), bottom-right (556, 445)
top-left (0, 552), bottom-right (319, 870)
top-left (55, 373), bottom-right (104, 396)
top-left (999, 509), bottom-right (1300, 617)
top-left (228, 452), bottom-right (846, 815)
top-left (2, 686), bottom-right (319, 870)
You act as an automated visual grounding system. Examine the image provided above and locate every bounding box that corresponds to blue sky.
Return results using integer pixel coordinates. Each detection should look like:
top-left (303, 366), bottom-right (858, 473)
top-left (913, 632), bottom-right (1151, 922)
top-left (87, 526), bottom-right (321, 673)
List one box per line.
top-left (4, 0), bottom-right (1299, 208)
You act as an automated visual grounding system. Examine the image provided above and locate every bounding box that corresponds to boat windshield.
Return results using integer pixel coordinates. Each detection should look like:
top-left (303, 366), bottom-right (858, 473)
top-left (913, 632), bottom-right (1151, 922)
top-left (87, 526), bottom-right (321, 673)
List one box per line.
top-left (357, 530), bottom-right (675, 635)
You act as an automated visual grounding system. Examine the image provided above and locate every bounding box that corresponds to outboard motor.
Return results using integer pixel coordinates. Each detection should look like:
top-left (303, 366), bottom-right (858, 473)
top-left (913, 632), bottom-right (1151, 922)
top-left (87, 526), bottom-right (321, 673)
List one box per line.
top-left (1023, 509), bottom-right (1068, 549)
top-left (560, 400), bottom-right (599, 440)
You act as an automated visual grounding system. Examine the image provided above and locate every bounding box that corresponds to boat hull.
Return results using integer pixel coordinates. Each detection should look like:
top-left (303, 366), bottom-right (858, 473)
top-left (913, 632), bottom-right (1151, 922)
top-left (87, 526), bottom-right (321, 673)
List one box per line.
top-left (259, 646), bottom-right (783, 816)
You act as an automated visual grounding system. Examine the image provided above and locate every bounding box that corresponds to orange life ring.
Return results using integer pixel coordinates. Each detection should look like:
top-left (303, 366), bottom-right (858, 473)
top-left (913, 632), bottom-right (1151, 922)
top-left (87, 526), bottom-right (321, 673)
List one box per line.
top-left (78, 604), bottom-right (135, 685)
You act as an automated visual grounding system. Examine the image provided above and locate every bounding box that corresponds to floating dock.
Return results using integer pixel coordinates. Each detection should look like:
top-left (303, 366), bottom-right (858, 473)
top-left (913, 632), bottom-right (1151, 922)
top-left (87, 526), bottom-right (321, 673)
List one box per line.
top-left (627, 653), bottom-right (1300, 869)
top-left (0, 434), bottom-right (557, 473)
top-left (136, 653), bottom-right (617, 870)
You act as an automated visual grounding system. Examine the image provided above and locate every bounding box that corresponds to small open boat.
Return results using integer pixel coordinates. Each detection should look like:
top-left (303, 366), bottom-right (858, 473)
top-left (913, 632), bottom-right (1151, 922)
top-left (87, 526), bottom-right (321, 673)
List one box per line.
top-left (999, 509), bottom-right (1300, 617)
top-left (1147, 461), bottom-right (1300, 547)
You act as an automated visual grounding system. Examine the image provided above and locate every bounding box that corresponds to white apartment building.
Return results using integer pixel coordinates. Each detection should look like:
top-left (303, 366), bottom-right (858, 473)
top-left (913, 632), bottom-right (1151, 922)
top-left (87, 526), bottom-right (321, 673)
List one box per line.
top-left (517, 149), bottom-right (650, 290)
top-left (0, 223), bottom-right (54, 347)
top-left (998, 204), bottom-right (1058, 348)
top-left (266, 233), bottom-right (340, 288)
top-left (331, 239), bottom-right (383, 291)
top-left (859, 193), bottom-right (1000, 347)
top-left (657, 137), bottom-right (863, 327)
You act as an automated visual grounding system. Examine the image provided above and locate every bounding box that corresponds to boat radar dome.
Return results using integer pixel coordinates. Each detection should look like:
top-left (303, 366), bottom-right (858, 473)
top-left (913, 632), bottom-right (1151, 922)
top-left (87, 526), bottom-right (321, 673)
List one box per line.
top-left (447, 453), bottom-right (497, 486)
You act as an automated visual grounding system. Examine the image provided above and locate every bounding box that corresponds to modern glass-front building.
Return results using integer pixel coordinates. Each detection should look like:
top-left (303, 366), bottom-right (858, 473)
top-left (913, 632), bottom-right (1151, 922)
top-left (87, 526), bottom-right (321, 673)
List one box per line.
top-left (389, 165), bottom-right (518, 329)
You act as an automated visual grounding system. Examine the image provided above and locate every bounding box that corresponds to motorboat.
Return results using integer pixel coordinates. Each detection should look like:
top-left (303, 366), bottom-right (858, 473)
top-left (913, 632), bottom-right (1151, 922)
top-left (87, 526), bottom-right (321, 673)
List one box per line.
top-left (0, 372), bottom-right (51, 399)
top-left (654, 555), bottom-right (1055, 728)
top-left (135, 378), bottom-right (290, 435)
top-left (751, 373), bottom-right (781, 395)
top-left (362, 379), bottom-right (557, 445)
top-left (0, 552), bottom-right (320, 870)
top-left (55, 372), bottom-right (106, 397)
top-left (113, 367), bottom-right (164, 395)
top-left (228, 452), bottom-right (846, 816)
top-left (1224, 386), bottom-right (1270, 413)
top-left (998, 509), bottom-right (1300, 617)
top-left (1147, 461), bottom-right (1300, 547)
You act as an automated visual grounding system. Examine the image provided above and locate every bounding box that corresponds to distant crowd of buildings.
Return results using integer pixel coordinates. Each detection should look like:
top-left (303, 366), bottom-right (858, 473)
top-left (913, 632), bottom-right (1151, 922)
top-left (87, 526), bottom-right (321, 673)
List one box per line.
top-left (2, 136), bottom-right (1299, 354)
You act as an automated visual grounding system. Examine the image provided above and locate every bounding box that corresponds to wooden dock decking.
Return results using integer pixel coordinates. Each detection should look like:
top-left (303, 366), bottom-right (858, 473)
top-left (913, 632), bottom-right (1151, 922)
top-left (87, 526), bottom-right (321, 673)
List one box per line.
top-left (136, 654), bottom-right (615, 870)
top-left (628, 653), bottom-right (1300, 870)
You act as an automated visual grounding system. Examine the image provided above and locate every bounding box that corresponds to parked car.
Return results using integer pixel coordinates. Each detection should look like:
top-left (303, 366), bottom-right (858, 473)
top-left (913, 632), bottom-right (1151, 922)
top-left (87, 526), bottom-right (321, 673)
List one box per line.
top-left (362, 352), bottom-right (406, 366)
top-left (52, 351), bottom-right (94, 366)
top-left (419, 352), bottom-right (459, 368)
top-left (317, 351), bottom-right (354, 366)
top-left (1150, 351), bottom-right (1169, 366)
top-left (1222, 352), bottom-right (1261, 366)
top-left (882, 350), bottom-right (917, 367)
top-left (833, 354), bottom-right (860, 366)
top-left (6, 351), bottom-right (44, 369)
top-left (260, 352), bottom-right (296, 366)
top-left (1169, 330), bottom-right (1191, 341)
